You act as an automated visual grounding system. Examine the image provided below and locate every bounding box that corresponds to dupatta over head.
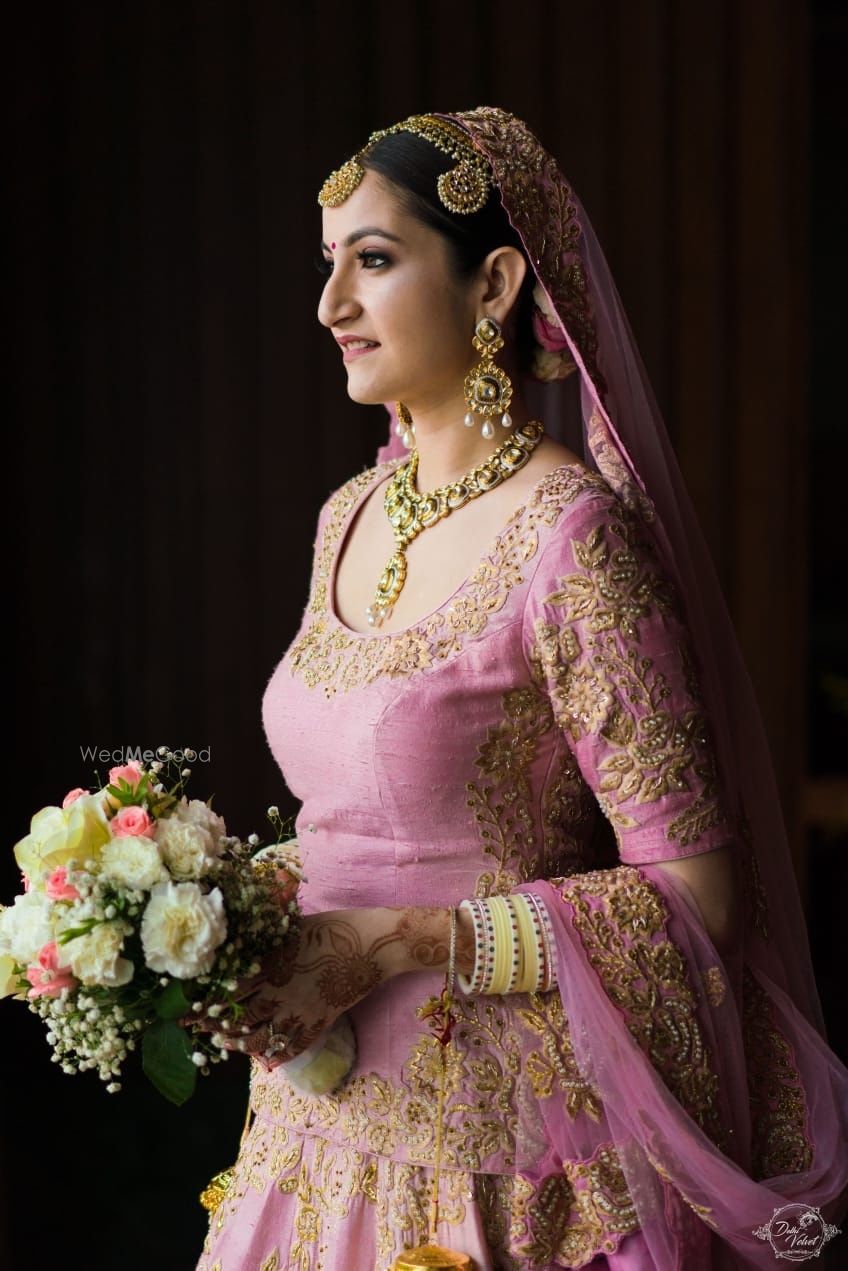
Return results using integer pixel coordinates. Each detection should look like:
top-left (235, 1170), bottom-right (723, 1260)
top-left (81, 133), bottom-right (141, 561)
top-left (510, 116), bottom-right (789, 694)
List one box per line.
top-left (357, 106), bottom-right (848, 1266)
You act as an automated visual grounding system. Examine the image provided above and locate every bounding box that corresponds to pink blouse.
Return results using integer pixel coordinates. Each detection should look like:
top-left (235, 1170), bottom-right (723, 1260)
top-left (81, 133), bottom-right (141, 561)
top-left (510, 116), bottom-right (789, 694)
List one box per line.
top-left (256, 455), bottom-right (734, 1202)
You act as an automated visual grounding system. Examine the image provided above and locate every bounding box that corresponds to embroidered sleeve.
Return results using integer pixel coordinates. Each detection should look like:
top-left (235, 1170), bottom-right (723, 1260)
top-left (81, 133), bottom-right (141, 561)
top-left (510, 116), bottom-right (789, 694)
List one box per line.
top-left (520, 489), bottom-right (734, 864)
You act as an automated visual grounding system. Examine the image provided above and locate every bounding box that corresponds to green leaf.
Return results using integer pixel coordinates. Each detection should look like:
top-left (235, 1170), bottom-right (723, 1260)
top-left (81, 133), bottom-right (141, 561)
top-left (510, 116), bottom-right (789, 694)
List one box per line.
top-left (57, 920), bottom-right (97, 944)
top-left (155, 978), bottom-right (192, 1020)
top-left (141, 1019), bottom-right (197, 1105)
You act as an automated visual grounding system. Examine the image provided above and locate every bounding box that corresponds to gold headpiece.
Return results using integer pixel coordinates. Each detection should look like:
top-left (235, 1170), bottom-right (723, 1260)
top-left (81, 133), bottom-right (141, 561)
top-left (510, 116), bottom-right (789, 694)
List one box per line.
top-left (317, 113), bottom-right (493, 215)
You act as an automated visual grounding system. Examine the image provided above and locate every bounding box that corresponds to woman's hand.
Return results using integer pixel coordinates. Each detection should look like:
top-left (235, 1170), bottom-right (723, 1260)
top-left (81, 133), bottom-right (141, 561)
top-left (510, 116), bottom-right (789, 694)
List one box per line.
top-left (194, 907), bottom-right (405, 1067)
top-left (189, 904), bottom-right (476, 1070)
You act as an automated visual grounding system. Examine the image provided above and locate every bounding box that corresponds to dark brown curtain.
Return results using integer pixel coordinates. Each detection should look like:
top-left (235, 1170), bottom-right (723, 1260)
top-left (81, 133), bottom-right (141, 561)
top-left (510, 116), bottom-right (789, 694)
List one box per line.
top-left (6, 3), bottom-right (845, 1268)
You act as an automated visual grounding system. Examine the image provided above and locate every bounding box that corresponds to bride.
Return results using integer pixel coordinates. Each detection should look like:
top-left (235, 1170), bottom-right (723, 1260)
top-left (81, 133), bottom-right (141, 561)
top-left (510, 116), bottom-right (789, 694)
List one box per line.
top-left (194, 108), bottom-right (848, 1270)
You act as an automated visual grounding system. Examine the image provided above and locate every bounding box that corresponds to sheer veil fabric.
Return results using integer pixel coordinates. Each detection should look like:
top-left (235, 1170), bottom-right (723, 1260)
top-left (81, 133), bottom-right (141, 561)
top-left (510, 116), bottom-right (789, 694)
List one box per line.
top-left (373, 107), bottom-right (848, 1267)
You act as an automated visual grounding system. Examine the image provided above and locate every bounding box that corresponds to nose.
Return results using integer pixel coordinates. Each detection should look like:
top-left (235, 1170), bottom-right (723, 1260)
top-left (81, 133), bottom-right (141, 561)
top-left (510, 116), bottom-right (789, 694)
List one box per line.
top-left (317, 265), bottom-right (361, 331)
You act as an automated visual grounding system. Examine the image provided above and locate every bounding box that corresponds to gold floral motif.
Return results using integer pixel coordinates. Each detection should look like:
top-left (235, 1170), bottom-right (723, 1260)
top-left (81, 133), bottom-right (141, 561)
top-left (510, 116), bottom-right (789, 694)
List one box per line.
top-left (514, 989), bottom-right (603, 1120)
top-left (476, 1140), bottom-right (639, 1268)
top-left (741, 965), bottom-right (813, 1179)
top-left (250, 983), bottom-right (604, 1178)
top-left (251, 994), bottom-right (520, 1172)
top-left (465, 685), bottom-right (552, 896)
top-left (702, 966), bottom-right (726, 1008)
top-left (551, 866), bottom-right (726, 1150)
top-left (527, 501), bottom-right (731, 851)
top-left (288, 462), bottom-right (609, 697)
top-left (259, 1252), bottom-right (279, 1271)
top-left (466, 678), bottom-right (596, 898)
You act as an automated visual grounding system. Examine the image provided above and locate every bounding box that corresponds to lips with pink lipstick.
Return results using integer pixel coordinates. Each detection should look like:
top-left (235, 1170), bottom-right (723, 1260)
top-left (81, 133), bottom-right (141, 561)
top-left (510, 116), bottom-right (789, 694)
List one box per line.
top-left (336, 336), bottom-right (380, 362)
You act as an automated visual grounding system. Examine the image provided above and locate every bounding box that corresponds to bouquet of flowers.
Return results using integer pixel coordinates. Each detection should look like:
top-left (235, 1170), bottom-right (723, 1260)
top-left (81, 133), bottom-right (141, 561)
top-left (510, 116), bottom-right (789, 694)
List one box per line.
top-left (0, 748), bottom-right (355, 1103)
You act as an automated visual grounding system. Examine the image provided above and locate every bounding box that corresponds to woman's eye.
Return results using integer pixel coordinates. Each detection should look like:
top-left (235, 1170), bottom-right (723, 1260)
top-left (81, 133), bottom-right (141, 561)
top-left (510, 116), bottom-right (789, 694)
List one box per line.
top-left (313, 250), bottom-right (388, 277)
top-left (357, 250), bottom-right (388, 268)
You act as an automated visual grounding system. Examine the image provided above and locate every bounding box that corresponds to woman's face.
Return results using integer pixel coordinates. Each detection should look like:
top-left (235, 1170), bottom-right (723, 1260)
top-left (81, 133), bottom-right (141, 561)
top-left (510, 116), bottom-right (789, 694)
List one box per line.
top-left (317, 170), bottom-right (477, 413)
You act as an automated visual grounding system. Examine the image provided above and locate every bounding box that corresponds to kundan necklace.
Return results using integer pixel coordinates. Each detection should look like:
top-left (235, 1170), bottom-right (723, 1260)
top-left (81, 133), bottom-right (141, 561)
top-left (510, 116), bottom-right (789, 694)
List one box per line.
top-left (366, 419), bottom-right (546, 628)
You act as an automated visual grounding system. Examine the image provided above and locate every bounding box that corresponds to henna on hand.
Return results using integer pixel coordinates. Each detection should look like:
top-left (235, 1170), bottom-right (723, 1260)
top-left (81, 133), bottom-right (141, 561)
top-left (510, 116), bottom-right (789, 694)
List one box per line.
top-left (386, 906), bottom-right (477, 977)
top-left (288, 913), bottom-right (391, 1010)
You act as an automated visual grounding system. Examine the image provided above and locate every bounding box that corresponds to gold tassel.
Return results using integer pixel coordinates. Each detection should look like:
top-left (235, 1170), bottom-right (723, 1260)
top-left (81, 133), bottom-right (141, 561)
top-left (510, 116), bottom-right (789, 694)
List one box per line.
top-left (391, 910), bottom-right (474, 1270)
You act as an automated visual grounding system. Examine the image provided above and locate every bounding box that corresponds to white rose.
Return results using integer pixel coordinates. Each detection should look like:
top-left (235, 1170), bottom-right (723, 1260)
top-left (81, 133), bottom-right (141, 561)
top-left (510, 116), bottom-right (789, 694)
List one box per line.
top-left (531, 345), bottom-right (577, 383)
top-left (156, 819), bottom-right (218, 880)
top-left (173, 798), bottom-right (227, 847)
top-left (0, 891), bottom-right (55, 965)
top-left (101, 835), bottom-right (169, 891)
top-left (63, 921), bottom-right (134, 987)
top-left (533, 281), bottom-right (558, 323)
top-left (140, 880), bottom-right (227, 979)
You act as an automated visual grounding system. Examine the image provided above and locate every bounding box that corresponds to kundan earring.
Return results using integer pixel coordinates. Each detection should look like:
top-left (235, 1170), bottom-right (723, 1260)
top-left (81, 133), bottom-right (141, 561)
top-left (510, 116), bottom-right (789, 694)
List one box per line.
top-left (463, 316), bottom-right (513, 439)
top-left (394, 401), bottom-right (416, 449)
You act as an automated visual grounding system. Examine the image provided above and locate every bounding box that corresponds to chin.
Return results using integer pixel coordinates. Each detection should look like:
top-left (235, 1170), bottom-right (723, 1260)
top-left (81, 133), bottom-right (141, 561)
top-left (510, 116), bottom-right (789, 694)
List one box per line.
top-left (346, 379), bottom-right (397, 407)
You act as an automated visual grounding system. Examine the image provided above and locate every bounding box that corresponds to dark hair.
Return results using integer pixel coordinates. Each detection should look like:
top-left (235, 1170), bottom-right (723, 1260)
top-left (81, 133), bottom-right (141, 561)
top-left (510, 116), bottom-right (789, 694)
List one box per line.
top-left (360, 132), bottom-right (538, 377)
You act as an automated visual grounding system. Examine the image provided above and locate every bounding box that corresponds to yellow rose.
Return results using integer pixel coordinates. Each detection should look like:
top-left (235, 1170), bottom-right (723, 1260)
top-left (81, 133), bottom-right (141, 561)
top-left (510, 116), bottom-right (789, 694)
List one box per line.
top-left (14, 793), bottom-right (111, 887)
top-left (0, 953), bottom-right (24, 1000)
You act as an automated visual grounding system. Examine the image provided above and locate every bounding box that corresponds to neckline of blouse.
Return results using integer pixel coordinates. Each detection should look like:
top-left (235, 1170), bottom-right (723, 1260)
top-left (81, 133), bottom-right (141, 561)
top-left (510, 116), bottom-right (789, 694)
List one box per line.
top-left (325, 455), bottom-right (590, 641)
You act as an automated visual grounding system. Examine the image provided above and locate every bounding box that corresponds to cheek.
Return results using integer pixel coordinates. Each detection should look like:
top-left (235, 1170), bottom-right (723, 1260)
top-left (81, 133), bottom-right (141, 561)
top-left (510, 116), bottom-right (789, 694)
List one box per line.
top-left (381, 281), bottom-right (466, 358)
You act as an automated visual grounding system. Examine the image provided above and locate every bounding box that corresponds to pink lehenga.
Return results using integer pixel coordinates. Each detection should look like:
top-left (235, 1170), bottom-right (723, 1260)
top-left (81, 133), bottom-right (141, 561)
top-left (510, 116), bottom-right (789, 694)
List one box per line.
top-left (195, 109), bottom-right (848, 1271)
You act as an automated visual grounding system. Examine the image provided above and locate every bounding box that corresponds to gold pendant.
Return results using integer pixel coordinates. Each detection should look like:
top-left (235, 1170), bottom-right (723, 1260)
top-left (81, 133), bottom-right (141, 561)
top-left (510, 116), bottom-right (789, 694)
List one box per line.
top-left (367, 549), bottom-right (408, 627)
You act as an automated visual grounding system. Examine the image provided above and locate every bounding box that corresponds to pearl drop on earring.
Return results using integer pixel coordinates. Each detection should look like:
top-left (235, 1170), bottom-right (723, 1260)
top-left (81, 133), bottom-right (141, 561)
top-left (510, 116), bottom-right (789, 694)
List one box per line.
top-left (482, 420), bottom-right (495, 440)
top-left (463, 413), bottom-right (475, 428)
top-left (500, 411), bottom-right (512, 428)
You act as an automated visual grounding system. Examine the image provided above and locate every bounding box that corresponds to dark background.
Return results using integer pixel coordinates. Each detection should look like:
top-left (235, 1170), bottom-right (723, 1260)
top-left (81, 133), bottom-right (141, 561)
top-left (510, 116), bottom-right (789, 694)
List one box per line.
top-left (5, 3), bottom-right (846, 1269)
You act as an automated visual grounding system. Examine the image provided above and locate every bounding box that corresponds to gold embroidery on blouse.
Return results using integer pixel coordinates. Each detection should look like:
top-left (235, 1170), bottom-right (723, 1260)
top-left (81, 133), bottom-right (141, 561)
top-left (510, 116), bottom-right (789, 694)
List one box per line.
top-left (515, 989), bottom-right (603, 1119)
top-left (260, 1253), bottom-right (279, 1271)
top-left (466, 677), bottom-right (597, 897)
top-left (742, 965), bottom-right (813, 1179)
top-left (551, 866), bottom-right (726, 1150)
top-left (465, 685), bottom-right (552, 896)
top-left (527, 502), bottom-right (730, 850)
top-left (288, 462), bottom-right (609, 697)
top-left (476, 1140), bottom-right (639, 1268)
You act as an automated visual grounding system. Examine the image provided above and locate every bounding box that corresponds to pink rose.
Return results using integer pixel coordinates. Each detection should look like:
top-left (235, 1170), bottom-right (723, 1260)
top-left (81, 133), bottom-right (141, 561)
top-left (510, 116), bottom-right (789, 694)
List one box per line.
top-left (62, 787), bottom-right (90, 808)
top-left (26, 941), bottom-right (77, 999)
top-left (110, 805), bottom-right (154, 838)
top-left (45, 867), bottom-right (81, 902)
top-left (531, 304), bottom-right (572, 353)
top-left (108, 762), bottom-right (143, 790)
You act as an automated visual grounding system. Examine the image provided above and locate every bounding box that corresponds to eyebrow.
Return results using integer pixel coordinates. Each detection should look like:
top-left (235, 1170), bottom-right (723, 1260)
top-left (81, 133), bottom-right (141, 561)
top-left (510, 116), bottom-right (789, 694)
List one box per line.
top-left (320, 227), bottom-right (404, 251)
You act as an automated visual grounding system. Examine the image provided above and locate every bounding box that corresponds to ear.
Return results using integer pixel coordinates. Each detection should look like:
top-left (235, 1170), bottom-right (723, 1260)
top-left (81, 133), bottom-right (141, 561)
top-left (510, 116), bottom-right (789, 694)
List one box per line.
top-left (477, 246), bottom-right (528, 325)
